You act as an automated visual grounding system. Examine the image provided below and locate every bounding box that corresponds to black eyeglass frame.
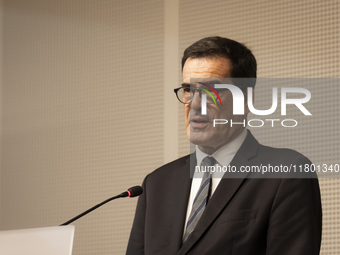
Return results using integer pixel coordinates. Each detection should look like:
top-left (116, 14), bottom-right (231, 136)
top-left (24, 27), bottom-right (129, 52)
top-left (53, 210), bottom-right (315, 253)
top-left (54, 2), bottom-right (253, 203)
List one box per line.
top-left (173, 86), bottom-right (231, 104)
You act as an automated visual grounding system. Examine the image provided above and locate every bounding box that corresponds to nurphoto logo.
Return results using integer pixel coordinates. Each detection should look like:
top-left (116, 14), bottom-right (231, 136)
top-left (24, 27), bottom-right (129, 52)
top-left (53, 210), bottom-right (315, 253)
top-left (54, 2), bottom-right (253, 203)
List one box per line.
top-left (197, 82), bottom-right (311, 128)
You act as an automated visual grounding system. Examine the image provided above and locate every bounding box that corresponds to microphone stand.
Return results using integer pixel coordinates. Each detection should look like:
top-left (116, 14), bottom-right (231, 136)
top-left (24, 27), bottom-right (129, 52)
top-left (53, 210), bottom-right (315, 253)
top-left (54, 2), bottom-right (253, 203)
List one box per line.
top-left (60, 194), bottom-right (123, 226)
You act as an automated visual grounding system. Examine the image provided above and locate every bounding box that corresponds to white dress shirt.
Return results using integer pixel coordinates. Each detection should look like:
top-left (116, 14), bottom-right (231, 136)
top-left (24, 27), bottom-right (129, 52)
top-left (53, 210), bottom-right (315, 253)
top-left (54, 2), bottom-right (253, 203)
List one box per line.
top-left (183, 128), bottom-right (248, 235)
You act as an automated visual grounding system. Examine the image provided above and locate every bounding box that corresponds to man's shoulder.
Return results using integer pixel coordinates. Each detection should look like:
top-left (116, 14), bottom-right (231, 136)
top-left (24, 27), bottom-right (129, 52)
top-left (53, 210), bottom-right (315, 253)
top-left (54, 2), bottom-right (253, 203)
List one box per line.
top-left (244, 130), bottom-right (312, 164)
top-left (256, 143), bottom-right (312, 164)
top-left (145, 154), bottom-right (191, 180)
top-left (248, 142), bottom-right (316, 178)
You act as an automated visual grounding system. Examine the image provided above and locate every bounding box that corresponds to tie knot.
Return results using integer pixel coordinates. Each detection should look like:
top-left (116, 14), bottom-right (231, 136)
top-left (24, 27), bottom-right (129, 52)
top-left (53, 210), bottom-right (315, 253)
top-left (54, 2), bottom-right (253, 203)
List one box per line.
top-left (201, 156), bottom-right (216, 167)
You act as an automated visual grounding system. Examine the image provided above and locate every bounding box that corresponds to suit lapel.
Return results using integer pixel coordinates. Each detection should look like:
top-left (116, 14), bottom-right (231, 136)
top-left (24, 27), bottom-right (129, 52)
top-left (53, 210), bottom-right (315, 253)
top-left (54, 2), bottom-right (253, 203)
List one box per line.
top-left (177, 131), bottom-right (259, 255)
top-left (168, 155), bottom-right (195, 254)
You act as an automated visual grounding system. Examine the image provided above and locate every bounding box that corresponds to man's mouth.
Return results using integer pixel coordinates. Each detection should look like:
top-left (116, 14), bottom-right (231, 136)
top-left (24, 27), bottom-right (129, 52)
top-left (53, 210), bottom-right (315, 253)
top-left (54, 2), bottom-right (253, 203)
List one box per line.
top-left (191, 117), bottom-right (210, 128)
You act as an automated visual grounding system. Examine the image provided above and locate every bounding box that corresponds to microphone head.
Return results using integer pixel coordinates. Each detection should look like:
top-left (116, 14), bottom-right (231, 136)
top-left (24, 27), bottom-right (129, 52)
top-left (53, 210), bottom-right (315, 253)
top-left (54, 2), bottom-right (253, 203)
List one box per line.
top-left (126, 186), bottom-right (143, 197)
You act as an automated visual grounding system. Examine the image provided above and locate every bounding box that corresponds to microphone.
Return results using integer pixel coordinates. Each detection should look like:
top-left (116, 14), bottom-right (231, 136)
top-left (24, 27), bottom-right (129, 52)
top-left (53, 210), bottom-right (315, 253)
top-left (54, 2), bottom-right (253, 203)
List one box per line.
top-left (60, 186), bottom-right (143, 226)
top-left (120, 185), bottom-right (143, 198)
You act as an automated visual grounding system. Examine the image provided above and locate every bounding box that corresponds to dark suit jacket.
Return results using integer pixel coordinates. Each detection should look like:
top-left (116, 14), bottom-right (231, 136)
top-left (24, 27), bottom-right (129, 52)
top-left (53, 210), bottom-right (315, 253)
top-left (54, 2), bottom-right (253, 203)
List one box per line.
top-left (126, 131), bottom-right (322, 255)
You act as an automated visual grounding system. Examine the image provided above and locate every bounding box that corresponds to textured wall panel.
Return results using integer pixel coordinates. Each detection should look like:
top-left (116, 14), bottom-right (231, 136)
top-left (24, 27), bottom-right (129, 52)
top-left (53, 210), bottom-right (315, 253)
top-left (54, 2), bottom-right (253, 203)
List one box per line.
top-left (2, 1), bottom-right (164, 254)
top-left (0, 0), bottom-right (3, 231)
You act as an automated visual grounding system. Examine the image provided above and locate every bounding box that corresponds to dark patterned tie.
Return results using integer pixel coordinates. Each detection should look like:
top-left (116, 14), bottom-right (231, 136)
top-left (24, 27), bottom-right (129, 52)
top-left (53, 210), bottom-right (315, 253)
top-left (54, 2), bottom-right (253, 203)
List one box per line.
top-left (183, 156), bottom-right (215, 243)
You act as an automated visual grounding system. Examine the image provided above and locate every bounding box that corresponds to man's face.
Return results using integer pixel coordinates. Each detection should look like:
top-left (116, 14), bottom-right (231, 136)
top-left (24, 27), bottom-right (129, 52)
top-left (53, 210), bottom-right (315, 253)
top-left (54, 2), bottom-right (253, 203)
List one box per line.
top-left (183, 57), bottom-right (248, 155)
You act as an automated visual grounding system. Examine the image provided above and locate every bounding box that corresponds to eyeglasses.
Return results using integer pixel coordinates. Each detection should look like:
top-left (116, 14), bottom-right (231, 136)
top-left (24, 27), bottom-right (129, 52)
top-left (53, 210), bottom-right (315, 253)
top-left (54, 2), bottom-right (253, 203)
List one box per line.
top-left (174, 86), bottom-right (230, 104)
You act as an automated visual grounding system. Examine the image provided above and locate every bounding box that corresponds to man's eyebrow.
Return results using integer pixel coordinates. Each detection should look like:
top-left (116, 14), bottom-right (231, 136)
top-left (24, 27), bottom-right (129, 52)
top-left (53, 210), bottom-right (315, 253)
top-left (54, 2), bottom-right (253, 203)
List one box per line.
top-left (181, 83), bottom-right (190, 87)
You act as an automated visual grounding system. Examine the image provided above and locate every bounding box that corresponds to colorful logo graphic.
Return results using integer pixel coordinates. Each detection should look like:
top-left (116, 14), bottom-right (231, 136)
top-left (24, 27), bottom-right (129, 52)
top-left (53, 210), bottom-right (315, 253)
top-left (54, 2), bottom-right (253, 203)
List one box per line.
top-left (197, 82), bottom-right (223, 106)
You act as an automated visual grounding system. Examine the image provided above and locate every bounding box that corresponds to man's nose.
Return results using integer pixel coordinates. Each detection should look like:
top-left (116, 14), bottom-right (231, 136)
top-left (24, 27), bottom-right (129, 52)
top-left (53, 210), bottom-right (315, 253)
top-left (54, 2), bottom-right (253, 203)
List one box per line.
top-left (190, 90), bottom-right (201, 111)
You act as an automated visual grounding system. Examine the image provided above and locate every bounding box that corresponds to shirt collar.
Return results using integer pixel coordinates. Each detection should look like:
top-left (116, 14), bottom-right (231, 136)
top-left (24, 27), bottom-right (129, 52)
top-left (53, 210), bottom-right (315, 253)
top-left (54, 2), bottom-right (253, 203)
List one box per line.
top-left (196, 128), bottom-right (248, 166)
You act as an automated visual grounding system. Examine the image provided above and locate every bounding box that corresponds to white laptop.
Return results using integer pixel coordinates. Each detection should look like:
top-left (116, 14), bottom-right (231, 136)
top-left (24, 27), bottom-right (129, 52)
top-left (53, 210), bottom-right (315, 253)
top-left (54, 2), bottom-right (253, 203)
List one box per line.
top-left (0, 225), bottom-right (75, 255)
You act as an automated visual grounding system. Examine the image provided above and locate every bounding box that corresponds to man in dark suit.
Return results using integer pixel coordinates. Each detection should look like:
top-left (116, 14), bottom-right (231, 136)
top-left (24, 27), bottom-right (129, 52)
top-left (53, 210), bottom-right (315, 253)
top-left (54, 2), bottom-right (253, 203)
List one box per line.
top-left (126, 36), bottom-right (322, 255)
